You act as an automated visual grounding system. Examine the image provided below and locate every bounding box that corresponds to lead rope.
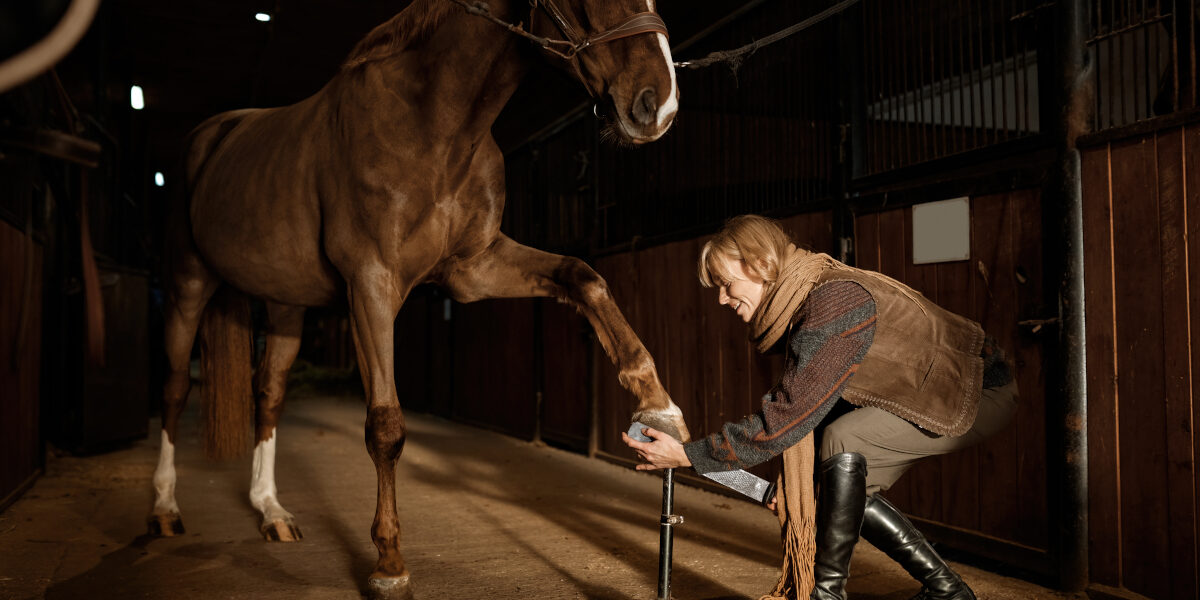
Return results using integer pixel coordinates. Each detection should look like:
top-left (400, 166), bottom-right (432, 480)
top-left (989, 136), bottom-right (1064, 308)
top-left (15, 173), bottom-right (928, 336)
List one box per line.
top-left (677, 0), bottom-right (861, 73)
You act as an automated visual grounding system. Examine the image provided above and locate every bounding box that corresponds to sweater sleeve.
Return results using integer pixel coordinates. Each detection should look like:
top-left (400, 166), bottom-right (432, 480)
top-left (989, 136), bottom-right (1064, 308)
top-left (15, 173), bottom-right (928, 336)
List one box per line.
top-left (684, 280), bottom-right (877, 474)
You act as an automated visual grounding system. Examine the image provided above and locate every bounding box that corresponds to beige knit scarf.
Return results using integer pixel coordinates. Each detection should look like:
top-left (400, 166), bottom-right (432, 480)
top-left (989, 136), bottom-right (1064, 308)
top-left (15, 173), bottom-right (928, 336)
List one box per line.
top-left (751, 244), bottom-right (835, 600)
top-left (749, 244), bottom-right (846, 354)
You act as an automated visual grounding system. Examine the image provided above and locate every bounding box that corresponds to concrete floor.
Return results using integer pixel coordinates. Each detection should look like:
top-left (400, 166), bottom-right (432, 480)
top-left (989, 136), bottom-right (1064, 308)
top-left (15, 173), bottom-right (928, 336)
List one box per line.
top-left (0, 394), bottom-right (1068, 599)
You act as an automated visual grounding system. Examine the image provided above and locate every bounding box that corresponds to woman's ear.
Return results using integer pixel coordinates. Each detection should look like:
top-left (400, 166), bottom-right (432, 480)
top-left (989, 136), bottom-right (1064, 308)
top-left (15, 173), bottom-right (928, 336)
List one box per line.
top-left (754, 257), bottom-right (772, 281)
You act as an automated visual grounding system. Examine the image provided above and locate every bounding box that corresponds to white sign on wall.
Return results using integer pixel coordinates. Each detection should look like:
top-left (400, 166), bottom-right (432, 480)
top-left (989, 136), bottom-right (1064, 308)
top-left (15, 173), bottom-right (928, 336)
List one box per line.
top-left (912, 197), bottom-right (970, 264)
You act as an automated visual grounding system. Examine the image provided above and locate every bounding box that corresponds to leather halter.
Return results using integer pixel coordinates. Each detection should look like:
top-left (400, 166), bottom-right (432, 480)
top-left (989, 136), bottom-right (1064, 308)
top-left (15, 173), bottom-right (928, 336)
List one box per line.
top-left (529, 0), bottom-right (669, 97)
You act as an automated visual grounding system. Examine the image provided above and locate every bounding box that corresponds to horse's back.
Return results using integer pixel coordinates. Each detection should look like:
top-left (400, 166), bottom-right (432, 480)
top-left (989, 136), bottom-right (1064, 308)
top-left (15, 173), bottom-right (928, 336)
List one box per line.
top-left (183, 102), bottom-right (342, 307)
top-left (185, 108), bottom-right (263, 184)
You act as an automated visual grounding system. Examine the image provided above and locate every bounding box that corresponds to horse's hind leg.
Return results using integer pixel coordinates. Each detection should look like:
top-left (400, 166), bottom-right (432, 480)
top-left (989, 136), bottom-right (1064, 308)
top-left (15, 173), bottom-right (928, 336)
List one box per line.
top-left (149, 252), bottom-right (219, 536)
top-left (250, 302), bottom-right (305, 542)
top-left (441, 234), bottom-right (690, 442)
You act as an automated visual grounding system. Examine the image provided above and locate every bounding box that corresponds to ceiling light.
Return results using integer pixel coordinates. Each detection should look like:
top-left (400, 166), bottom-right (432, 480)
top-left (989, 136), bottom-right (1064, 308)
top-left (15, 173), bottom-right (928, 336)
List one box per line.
top-left (154, 172), bottom-right (165, 187)
top-left (255, 12), bottom-right (271, 22)
top-left (130, 85), bottom-right (144, 110)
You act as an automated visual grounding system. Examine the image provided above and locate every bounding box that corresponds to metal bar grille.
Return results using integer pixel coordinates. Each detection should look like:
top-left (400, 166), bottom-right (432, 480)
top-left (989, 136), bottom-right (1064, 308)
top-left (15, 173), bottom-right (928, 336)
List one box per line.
top-left (1089, 0), bottom-right (1197, 130)
top-left (502, 0), bottom-right (1200, 252)
top-left (860, 0), bottom-right (1044, 175)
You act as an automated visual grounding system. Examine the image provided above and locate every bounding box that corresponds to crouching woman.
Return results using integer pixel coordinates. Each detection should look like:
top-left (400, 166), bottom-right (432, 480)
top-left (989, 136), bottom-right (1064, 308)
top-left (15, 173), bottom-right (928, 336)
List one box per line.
top-left (622, 214), bottom-right (1017, 600)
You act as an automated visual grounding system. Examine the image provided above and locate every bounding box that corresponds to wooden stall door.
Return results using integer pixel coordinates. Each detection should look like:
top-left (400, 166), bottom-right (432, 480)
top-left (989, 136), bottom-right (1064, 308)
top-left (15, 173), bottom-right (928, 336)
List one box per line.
top-left (854, 192), bottom-right (1050, 572)
top-left (1082, 125), bottom-right (1200, 600)
top-left (1, 221), bottom-right (44, 509)
top-left (539, 300), bottom-right (590, 452)
top-left (450, 299), bottom-right (539, 441)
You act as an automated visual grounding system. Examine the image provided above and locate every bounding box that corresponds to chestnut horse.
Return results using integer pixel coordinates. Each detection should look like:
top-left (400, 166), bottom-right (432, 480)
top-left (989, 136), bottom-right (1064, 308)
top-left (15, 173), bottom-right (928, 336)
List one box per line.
top-left (149, 0), bottom-right (689, 597)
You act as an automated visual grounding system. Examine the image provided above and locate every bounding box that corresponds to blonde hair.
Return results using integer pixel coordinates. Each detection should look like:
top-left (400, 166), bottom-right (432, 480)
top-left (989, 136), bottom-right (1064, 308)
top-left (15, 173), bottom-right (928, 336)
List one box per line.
top-left (698, 215), bottom-right (795, 288)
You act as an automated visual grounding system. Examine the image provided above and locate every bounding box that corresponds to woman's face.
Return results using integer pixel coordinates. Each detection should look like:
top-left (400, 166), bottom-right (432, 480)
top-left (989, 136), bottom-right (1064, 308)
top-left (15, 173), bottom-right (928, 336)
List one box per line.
top-left (715, 256), bottom-right (766, 323)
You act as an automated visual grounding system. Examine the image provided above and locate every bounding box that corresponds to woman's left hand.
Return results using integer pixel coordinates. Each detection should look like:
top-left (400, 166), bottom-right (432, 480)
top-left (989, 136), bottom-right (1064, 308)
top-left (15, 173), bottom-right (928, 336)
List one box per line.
top-left (621, 426), bottom-right (692, 471)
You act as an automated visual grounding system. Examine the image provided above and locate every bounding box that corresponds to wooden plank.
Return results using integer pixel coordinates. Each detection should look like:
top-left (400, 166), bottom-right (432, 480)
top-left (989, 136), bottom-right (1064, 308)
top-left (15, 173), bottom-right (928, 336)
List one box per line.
top-left (451, 299), bottom-right (537, 440)
top-left (1155, 127), bottom-right (1198, 600)
top-left (540, 298), bottom-right (590, 451)
top-left (395, 290), bottom-right (432, 413)
top-left (428, 293), bottom-right (454, 419)
top-left (935, 255), bottom-right (979, 532)
top-left (665, 239), bottom-right (702, 440)
top-left (1081, 143), bottom-right (1122, 584)
top-left (1181, 122), bottom-right (1200, 600)
top-left (854, 212), bottom-right (881, 271)
top-left (1110, 136), bottom-right (1171, 599)
top-left (692, 235), bottom-right (727, 444)
top-left (1012, 188), bottom-right (1049, 549)
top-left (971, 191), bottom-right (1020, 540)
top-left (0, 222), bottom-right (42, 504)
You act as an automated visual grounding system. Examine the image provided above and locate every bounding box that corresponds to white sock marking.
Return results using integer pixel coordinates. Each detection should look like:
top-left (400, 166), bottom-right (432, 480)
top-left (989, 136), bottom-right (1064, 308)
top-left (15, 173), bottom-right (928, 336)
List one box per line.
top-left (250, 431), bottom-right (294, 525)
top-left (152, 430), bottom-right (180, 514)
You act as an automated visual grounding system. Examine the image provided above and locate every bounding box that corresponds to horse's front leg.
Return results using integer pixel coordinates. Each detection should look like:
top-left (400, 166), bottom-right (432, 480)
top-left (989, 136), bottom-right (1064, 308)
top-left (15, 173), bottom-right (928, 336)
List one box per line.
top-left (346, 269), bottom-right (413, 600)
top-left (442, 234), bottom-right (690, 442)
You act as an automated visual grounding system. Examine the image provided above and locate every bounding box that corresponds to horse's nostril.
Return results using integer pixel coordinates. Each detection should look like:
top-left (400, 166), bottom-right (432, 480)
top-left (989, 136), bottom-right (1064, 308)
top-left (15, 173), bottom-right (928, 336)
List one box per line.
top-left (632, 87), bottom-right (657, 126)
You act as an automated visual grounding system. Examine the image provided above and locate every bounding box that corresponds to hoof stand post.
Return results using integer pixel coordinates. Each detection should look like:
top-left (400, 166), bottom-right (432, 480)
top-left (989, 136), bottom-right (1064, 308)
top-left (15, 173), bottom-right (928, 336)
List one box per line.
top-left (657, 468), bottom-right (683, 600)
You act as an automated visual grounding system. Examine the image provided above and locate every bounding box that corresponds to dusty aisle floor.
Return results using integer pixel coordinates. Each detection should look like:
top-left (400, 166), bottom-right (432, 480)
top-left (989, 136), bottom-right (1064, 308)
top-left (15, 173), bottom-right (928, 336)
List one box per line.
top-left (0, 394), bottom-right (1065, 599)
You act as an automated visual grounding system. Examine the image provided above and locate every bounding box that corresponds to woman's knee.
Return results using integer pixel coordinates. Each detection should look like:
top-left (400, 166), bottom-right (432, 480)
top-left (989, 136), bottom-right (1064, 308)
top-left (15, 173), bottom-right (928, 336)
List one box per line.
top-left (820, 417), bottom-right (865, 461)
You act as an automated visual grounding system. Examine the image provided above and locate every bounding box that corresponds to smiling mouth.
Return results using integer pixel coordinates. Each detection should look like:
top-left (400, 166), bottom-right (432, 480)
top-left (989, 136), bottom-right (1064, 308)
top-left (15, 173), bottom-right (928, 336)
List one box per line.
top-left (732, 300), bottom-right (742, 311)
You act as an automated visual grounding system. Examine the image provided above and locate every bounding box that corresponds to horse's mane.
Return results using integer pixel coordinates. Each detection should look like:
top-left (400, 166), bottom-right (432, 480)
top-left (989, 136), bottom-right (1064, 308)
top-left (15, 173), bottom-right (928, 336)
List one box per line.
top-left (342, 0), bottom-right (456, 70)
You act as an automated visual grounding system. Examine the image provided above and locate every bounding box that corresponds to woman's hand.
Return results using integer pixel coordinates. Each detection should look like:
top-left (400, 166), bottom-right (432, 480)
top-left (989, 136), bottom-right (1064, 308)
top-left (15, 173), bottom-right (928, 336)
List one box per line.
top-left (621, 426), bottom-right (692, 471)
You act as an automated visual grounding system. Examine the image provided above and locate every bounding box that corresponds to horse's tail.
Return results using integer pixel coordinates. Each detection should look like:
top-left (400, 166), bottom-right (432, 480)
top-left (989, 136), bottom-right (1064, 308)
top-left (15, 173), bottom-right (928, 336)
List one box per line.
top-left (198, 285), bottom-right (255, 460)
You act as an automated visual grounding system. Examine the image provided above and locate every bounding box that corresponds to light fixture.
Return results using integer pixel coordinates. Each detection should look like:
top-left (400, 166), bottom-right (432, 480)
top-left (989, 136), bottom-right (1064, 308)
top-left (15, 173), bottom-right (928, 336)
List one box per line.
top-left (154, 172), bottom-right (165, 187)
top-left (130, 85), bottom-right (144, 110)
top-left (255, 12), bottom-right (271, 22)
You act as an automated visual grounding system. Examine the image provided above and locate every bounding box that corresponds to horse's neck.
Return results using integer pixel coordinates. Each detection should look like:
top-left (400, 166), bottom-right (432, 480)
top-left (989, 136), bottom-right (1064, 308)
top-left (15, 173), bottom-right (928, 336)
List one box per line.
top-left (334, 5), bottom-right (528, 148)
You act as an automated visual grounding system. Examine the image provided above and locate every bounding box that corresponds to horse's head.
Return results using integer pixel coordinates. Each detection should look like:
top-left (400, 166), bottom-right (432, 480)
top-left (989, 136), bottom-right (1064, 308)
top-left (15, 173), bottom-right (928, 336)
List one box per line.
top-left (530, 0), bottom-right (678, 145)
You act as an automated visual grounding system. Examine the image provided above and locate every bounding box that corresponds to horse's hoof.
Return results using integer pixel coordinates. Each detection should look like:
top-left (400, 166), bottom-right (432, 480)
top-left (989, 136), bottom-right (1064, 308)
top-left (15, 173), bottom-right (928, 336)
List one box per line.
top-left (631, 409), bottom-right (691, 443)
top-left (367, 573), bottom-right (414, 600)
top-left (261, 518), bottom-right (303, 542)
top-left (147, 513), bottom-right (186, 537)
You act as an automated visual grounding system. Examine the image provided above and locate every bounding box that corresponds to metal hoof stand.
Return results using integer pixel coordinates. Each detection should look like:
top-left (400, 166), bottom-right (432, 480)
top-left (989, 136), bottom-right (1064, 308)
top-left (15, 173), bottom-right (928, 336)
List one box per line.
top-left (628, 421), bottom-right (778, 599)
top-left (657, 467), bottom-right (683, 599)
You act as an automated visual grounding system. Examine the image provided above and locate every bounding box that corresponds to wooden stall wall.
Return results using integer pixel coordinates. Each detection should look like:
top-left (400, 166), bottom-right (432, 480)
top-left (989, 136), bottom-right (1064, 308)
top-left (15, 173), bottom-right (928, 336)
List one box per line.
top-left (1081, 124), bottom-right (1200, 600)
top-left (393, 289), bottom-right (590, 449)
top-left (0, 220), bottom-right (44, 509)
top-left (854, 191), bottom-right (1050, 569)
top-left (591, 212), bottom-right (835, 485)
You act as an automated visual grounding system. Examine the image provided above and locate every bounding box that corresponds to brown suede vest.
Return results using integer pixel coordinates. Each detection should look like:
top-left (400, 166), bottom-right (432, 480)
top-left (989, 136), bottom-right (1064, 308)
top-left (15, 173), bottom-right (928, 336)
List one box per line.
top-left (812, 269), bottom-right (985, 436)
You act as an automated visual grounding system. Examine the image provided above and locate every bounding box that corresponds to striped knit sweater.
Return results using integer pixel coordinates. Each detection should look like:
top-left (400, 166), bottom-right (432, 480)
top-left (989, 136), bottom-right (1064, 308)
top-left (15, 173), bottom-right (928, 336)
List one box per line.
top-left (684, 280), bottom-right (877, 474)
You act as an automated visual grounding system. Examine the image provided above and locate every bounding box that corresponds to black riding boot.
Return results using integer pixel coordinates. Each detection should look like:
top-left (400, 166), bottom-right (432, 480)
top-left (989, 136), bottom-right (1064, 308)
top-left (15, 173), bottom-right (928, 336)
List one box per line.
top-left (810, 452), bottom-right (868, 600)
top-left (861, 494), bottom-right (976, 600)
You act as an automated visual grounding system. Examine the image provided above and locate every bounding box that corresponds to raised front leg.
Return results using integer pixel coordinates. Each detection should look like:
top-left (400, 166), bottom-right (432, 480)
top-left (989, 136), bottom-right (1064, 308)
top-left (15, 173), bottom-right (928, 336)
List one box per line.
top-left (149, 253), bottom-right (219, 536)
top-left (347, 269), bottom-right (414, 600)
top-left (442, 234), bottom-right (690, 442)
top-left (251, 302), bottom-right (306, 542)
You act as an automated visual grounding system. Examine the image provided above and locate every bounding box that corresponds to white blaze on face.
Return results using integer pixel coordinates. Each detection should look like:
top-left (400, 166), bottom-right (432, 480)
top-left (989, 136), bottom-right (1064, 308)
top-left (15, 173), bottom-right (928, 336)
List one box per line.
top-left (648, 1), bottom-right (678, 128)
top-left (152, 430), bottom-right (180, 514)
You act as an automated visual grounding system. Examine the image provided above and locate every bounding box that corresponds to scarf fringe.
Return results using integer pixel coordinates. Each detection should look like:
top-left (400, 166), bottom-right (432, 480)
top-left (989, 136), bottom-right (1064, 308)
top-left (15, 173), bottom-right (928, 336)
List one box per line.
top-left (760, 434), bottom-right (817, 600)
